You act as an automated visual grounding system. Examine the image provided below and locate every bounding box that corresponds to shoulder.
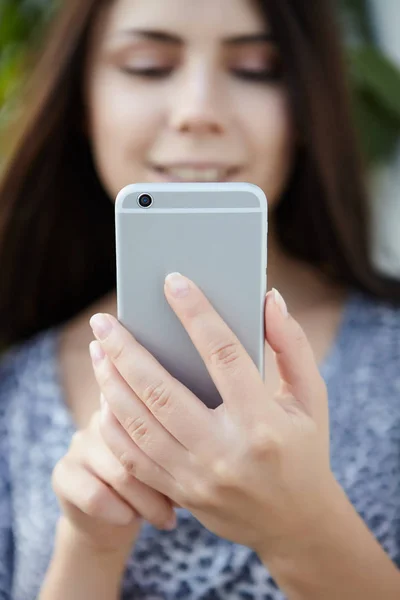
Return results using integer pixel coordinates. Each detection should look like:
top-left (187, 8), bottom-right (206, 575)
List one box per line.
top-left (344, 290), bottom-right (400, 379)
top-left (0, 327), bottom-right (61, 419)
top-left (349, 291), bottom-right (400, 341)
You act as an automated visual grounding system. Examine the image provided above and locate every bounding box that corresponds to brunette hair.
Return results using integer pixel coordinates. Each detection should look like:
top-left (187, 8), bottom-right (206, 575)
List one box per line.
top-left (0, 0), bottom-right (399, 350)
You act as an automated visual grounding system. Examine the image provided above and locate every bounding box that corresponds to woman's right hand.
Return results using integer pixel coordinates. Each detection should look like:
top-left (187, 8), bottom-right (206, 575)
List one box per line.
top-left (51, 400), bottom-right (177, 556)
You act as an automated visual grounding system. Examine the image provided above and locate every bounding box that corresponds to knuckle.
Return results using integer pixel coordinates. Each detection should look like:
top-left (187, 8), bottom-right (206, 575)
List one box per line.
top-left (69, 431), bottom-right (87, 456)
top-left (51, 459), bottom-right (67, 493)
top-left (208, 339), bottom-right (240, 370)
top-left (70, 430), bottom-right (83, 447)
top-left (210, 458), bottom-right (238, 489)
top-left (142, 381), bottom-right (172, 413)
top-left (293, 324), bottom-right (309, 351)
top-left (119, 450), bottom-right (139, 478)
top-left (89, 411), bottom-right (100, 429)
top-left (109, 338), bottom-right (125, 363)
top-left (123, 415), bottom-right (150, 444)
top-left (81, 482), bottom-right (107, 517)
top-left (114, 464), bottom-right (133, 488)
top-left (183, 479), bottom-right (217, 510)
top-left (249, 424), bottom-right (283, 459)
top-left (276, 392), bottom-right (300, 418)
top-left (99, 367), bottom-right (114, 391)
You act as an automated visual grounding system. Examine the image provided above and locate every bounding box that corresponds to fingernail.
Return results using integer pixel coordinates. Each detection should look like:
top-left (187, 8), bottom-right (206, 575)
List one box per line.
top-left (165, 273), bottom-right (190, 298)
top-left (90, 313), bottom-right (112, 340)
top-left (272, 288), bottom-right (288, 318)
top-left (164, 513), bottom-right (177, 531)
top-left (89, 340), bottom-right (105, 364)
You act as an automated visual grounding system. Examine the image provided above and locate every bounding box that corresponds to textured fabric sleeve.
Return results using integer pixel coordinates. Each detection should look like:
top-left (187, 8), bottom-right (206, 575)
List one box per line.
top-left (0, 358), bottom-right (14, 600)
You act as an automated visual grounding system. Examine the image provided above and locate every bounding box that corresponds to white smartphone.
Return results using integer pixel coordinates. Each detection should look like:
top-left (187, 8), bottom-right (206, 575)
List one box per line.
top-left (115, 182), bottom-right (268, 409)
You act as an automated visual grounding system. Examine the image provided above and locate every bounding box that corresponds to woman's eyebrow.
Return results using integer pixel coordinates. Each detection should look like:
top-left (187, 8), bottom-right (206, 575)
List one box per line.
top-left (114, 29), bottom-right (275, 46)
top-left (115, 30), bottom-right (183, 44)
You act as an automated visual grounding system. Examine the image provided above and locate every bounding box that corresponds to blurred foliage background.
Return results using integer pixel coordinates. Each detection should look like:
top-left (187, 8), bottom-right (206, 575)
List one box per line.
top-left (1, 0), bottom-right (400, 166)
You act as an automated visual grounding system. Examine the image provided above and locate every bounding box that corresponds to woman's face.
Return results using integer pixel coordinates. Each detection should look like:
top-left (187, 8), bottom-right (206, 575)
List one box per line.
top-left (84, 0), bottom-right (296, 209)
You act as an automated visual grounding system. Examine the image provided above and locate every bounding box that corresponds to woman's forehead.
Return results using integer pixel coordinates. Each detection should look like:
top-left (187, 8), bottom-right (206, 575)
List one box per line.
top-left (101, 0), bottom-right (269, 40)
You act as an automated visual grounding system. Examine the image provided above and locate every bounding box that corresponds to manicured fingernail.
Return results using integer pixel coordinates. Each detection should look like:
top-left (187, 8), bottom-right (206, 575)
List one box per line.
top-left (164, 513), bottom-right (177, 531)
top-left (272, 288), bottom-right (288, 318)
top-left (165, 273), bottom-right (190, 298)
top-left (89, 340), bottom-right (105, 364)
top-left (90, 313), bottom-right (112, 340)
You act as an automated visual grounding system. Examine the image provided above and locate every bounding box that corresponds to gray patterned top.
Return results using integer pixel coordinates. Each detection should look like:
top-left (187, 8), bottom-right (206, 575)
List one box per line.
top-left (1, 290), bottom-right (400, 600)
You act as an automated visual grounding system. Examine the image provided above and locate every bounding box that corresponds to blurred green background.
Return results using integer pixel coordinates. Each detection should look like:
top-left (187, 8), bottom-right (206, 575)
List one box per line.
top-left (1, 0), bottom-right (400, 166)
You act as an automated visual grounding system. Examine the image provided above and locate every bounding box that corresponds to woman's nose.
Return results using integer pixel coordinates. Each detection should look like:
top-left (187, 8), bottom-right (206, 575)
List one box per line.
top-left (168, 66), bottom-right (228, 136)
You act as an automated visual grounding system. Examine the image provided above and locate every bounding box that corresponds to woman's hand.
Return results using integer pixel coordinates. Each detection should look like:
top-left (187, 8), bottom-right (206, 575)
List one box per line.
top-left (51, 408), bottom-right (177, 557)
top-left (89, 273), bottom-right (338, 560)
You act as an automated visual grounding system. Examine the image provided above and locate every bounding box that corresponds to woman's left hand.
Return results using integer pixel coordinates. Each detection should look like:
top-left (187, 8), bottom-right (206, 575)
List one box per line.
top-left (89, 273), bottom-right (340, 559)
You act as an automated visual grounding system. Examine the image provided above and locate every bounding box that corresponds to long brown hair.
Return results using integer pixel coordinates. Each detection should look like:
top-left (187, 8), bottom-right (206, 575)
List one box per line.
top-left (1, 0), bottom-right (399, 351)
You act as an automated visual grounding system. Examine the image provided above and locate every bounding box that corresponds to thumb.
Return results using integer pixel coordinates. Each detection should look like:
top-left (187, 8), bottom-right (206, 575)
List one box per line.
top-left (264, 289), bottom-right (328, 422)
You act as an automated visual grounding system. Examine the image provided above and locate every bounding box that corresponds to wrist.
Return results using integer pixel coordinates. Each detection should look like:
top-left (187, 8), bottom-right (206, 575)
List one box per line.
top-left (258, 480), bottom-right (400, 600)
top-left (55, 517), bottom-right (130, 569)
top-left (40, 518), bottom-right (131, 600)
top-left (260, 480), bottom-right (349, 584)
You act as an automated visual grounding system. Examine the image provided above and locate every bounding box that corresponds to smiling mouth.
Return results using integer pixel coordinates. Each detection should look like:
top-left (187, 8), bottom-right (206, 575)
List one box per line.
top-left (150, 164), bottom-right (240, 182)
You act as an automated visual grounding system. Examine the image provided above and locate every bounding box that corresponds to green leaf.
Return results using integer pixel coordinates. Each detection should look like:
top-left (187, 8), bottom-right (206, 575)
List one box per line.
top-left (341, 0), bottom-right (374, 43)
top-left (350, 87), bottom-right (400, 165)
top-left (0, 48), bottom-right (25, 106)
top-left (348, 45), bottom-right (400, 121)
top-left (0, 0), bottom-right (51, 48)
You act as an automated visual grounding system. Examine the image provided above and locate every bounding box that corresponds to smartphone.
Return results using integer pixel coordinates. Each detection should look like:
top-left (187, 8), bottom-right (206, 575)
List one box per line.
top-left (115, 182), bottom-right (267, 409)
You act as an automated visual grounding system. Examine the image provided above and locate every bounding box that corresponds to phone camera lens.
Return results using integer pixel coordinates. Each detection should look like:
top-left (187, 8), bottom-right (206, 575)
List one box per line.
top-left (138, 194), bottom-right (153, 209)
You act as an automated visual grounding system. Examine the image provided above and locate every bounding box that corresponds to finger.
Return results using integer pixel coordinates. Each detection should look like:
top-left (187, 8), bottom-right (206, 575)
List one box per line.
top-left (52, 457), bottom-right (135, 526)
top-left (98, 397), bottom-right (179, 502)
top-left (90, 341), bottom-right (186, 475)
top-left (264, 289), bottom-right (328, 422)
top-left (163, 273), bottom-right (279, 426)
top-left (82, 425), bottom-right (177, 531)
top-left (89, 313), bottom-right (214, 453)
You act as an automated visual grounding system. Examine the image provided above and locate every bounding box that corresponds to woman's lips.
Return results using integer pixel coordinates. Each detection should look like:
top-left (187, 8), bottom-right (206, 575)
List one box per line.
top-left (148, 164), bottom-right (240, 183)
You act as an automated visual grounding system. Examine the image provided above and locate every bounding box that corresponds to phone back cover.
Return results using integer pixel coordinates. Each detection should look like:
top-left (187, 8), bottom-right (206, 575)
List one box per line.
top-left (115, 183), bottom-right (267, 408)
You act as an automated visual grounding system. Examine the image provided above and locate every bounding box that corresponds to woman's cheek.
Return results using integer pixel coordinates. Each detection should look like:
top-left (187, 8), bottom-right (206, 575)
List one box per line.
top-left (87, 76), bottom-right (162, 197)
top-left (247, 93), bottom-right (296, 203)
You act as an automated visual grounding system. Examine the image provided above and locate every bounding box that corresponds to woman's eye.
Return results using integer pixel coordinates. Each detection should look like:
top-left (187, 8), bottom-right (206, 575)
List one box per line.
top-left (232, 69), bottom-right (281, 83)
top-left (120, 67), bottom-right (174, 78)
top-left (119, 66), bottom-right (281, 83)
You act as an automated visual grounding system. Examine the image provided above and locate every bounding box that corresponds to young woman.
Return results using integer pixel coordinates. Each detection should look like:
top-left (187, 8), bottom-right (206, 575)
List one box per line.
top-left (1, 0), bottom-right (400, 598)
